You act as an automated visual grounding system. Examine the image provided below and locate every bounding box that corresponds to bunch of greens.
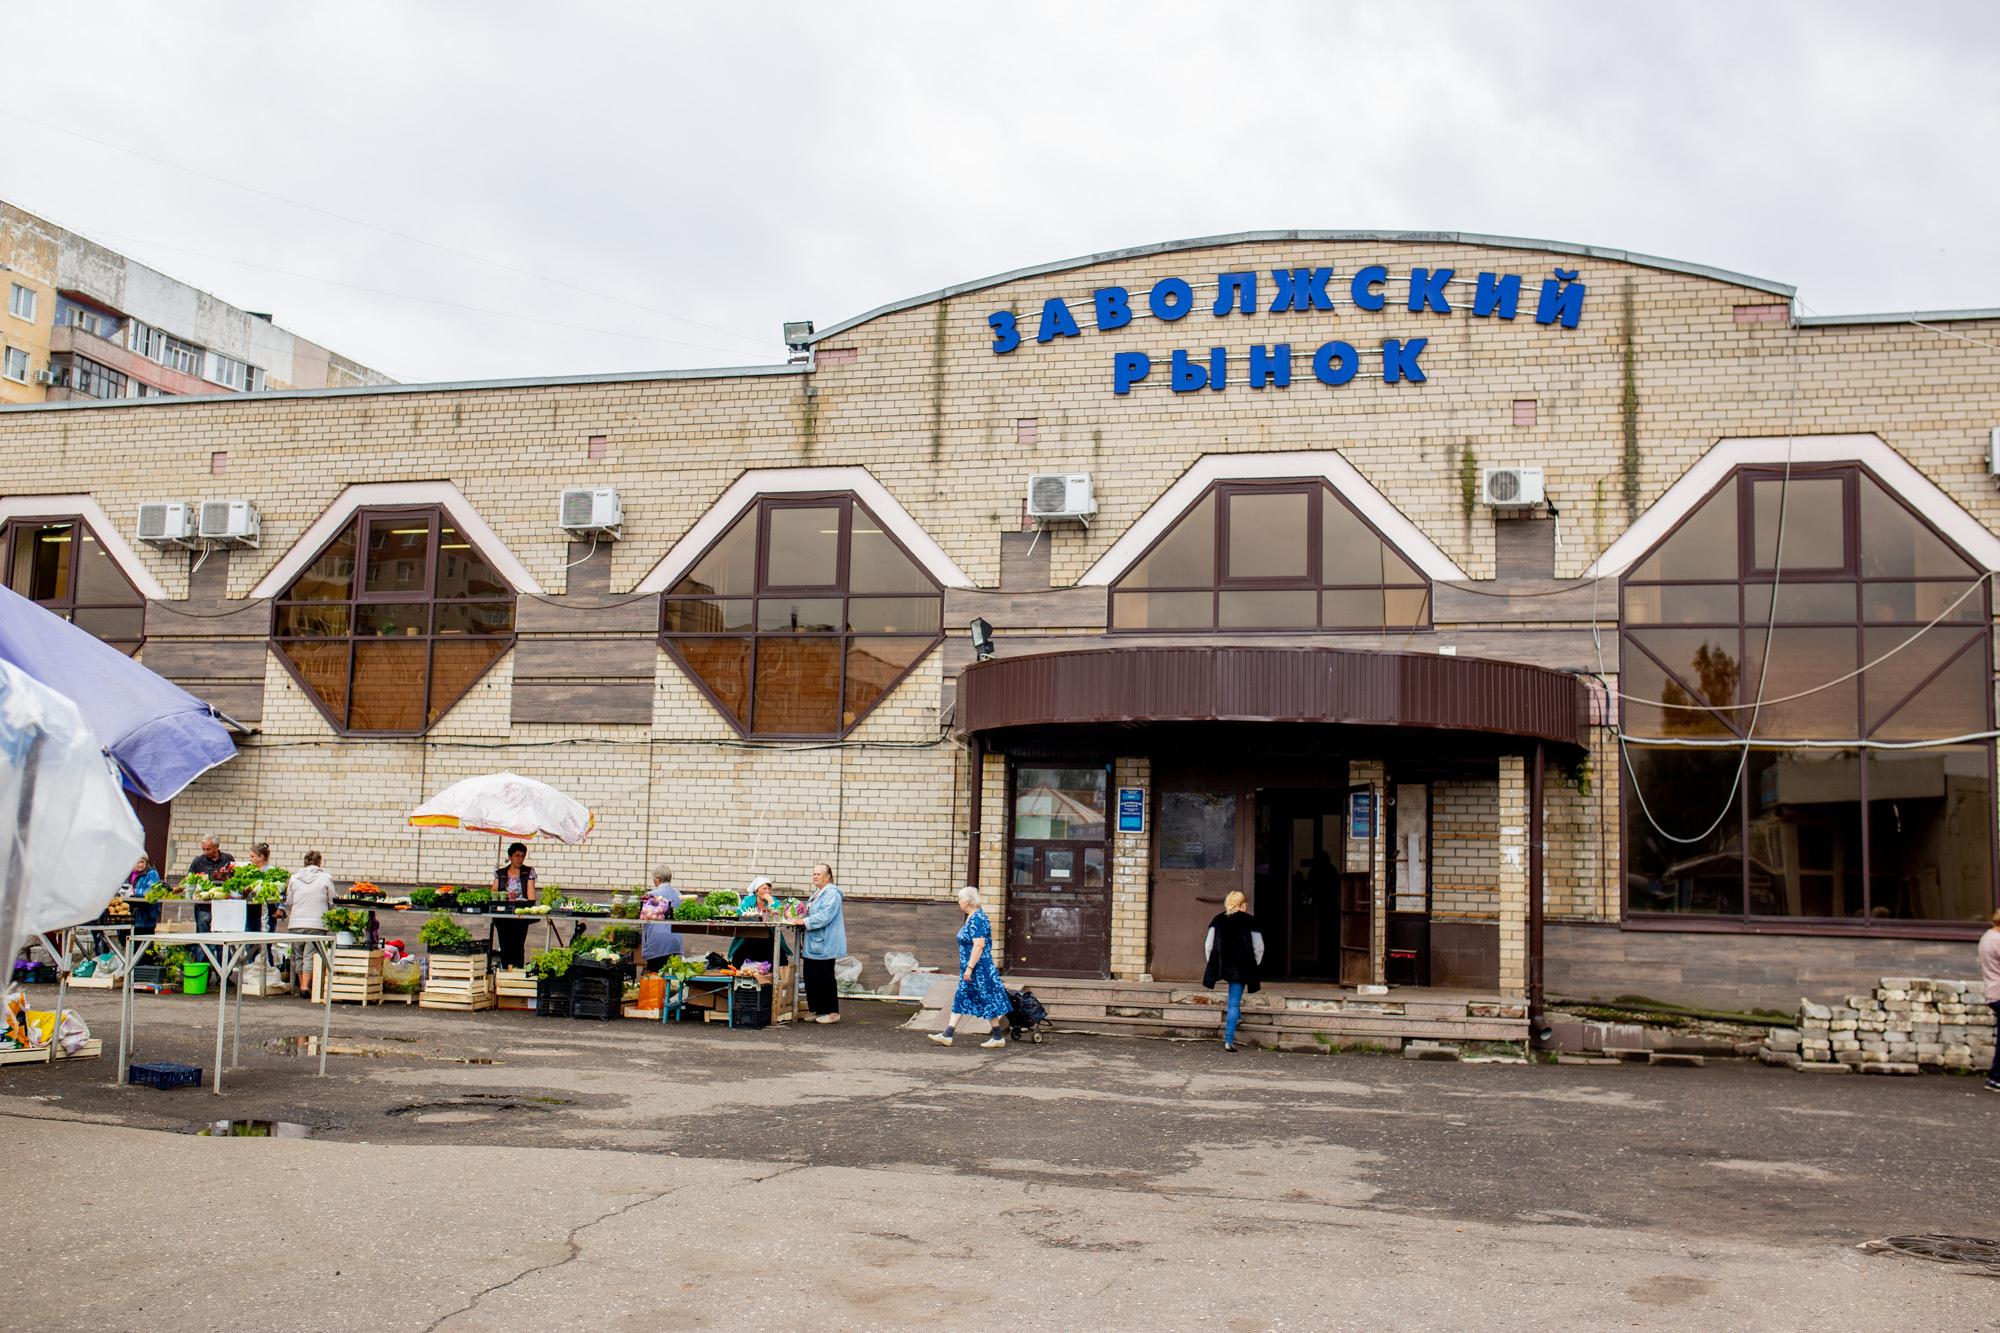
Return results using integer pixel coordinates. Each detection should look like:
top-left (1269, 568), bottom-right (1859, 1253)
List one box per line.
top-left (663, 955), bottom-right (708, 981)
top-left (179, 872), bottom-right (223, 900)
top-left (144, 882), bottom-right (181, 902)
top-left (321, 907), bottom-right (370, 936)
top-left (249, 868), bottom-right (289, 904)
top-left (527, 945), bottom-right (574, 979)
top-left (538, 883), bottom-right (562, 907)
top-left (409, 886), bottom-right (440, 909)
top-left (672, 900), bottom-right (717, 922)
top-left (418, 911), bottom-right (474, 953)
top-left (456, 886), bottom-right (496, 909)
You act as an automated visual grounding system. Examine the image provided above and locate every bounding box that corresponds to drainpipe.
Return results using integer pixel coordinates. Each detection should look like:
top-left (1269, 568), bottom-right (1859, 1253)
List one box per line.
top-left (1527, 742), bottom-right (1549, 1046)
top-left (966, 732), bottom-right (983, 888)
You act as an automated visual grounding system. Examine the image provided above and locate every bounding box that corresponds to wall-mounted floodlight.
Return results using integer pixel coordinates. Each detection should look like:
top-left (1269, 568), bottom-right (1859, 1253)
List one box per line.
top-left (969, 617), bottom-right (995, 662)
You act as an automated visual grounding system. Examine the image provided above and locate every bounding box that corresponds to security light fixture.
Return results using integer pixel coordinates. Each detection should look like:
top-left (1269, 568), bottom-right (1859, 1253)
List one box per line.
top-left (783, 320), bottom-right (814, 348)
top-left (969, 617), bottom-right (995, 662)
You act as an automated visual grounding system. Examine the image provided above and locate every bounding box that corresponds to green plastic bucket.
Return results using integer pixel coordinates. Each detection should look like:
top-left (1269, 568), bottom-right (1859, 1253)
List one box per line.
top-left (181, 962), bottom-right (210, 995)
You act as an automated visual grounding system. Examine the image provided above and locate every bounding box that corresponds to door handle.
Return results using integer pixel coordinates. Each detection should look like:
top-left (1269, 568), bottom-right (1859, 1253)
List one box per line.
top-left (1194, 895), bottom-right (1223, 904)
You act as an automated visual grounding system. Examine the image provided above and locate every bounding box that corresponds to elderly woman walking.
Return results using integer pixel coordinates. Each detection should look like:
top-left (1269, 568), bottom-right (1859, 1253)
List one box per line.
top-left (929, 886), bottom-right (1011, 1049)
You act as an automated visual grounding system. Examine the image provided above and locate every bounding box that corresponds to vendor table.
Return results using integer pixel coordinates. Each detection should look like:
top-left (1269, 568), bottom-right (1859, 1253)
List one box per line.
top-left (115, 931), bottom-right (336, 1095)
top-left (656, 919), bottom-right (806, 1024)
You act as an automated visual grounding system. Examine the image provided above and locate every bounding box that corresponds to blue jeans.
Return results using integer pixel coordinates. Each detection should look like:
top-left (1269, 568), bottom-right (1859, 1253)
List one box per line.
top-left (1224, 982), bottom-right (1245, 1045)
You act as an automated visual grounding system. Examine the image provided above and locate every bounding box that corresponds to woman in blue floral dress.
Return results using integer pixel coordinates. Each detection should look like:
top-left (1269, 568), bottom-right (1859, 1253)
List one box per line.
top-left (929, 886), bottom-right (1011, 1049)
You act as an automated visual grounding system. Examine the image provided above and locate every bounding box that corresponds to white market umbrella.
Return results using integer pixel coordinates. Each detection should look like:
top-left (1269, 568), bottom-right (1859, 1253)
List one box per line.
top-left (408, 771), bottom-right (594, 844)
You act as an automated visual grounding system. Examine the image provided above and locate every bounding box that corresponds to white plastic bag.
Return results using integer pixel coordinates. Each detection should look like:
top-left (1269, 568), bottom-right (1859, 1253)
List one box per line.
top-left (56, 1008), bottom-right (88, 1055)
top-left (883, 950), bottom-right (919, 993)
top-left (833, 955), bottom-right (864, 992)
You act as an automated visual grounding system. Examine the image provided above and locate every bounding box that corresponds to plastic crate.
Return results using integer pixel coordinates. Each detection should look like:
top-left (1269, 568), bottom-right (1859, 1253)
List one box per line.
top-left (535, 975), bottom-right (573, 1017)
top-left (730, 979), bottom-right (772, 1029)
top-left (569, 974), bottom-right (621, 1020)
top-left (13, 963), bottom-right (56, 985)
top-left (129, 1061), bottom-right (203, 1090)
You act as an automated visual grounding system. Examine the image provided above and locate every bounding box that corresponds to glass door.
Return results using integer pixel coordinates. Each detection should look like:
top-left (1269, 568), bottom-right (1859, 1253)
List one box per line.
top-left (1006, 763), bottom-right (1111, 977)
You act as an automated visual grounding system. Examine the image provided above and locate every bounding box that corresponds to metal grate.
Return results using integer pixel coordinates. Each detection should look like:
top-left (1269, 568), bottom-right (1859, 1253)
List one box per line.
top-left (1864, 1234), bottom-right (2000, 1277)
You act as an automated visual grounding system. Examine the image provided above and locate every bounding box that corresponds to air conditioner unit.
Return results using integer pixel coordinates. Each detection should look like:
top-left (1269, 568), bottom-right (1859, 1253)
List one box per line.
top-left (1026, 473), bottom-right (1097, 522)
top-left (1989, 426), bottom-right (2000, 477)
top-left (136, 501), bottom-right (194, 544)
top-left (559, 486), bottom-right (622, 537)
top-left (33, 368), bottom-right (56, 385)
top-left (197, 499), bottom-right (261, 545)
top-left (1480, 466), bottom-right (1546, 508)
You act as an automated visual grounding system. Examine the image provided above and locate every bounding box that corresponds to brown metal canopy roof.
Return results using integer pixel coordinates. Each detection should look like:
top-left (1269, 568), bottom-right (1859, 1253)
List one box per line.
top-left (957, 645), bottom-right (1586, 749)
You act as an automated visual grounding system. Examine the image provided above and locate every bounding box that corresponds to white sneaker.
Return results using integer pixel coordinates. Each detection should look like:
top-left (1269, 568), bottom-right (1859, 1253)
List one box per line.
top-left (927, 1031), bottom-right (954, 1046)
top-left (980, 1032), bottom-right (1007, 1049)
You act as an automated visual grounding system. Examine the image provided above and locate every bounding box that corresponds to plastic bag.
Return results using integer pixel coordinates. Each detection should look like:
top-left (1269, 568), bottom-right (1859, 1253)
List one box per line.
top-left (883, 950), bottom-right (919, 993)
top-left (55, 1008), bottom-right (88, 1055)
top-left (833, 955), bottom-right (864, 992)
top-left (382, 956), bottom-right (421, 994)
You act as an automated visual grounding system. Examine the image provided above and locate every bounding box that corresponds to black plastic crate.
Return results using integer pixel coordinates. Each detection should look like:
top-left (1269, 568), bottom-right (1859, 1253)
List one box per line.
top-left (131, 965), bottom-right (175, 987)
top-left (729, 979), bottom-right (772, 1029)
top-left (13, 963), bottom-right (56, 985)
top-left (129, 1061), bottom-right (202, 1090)
top-left (534, 975), bottom-right (572, 1017)
top-left (569, 974), bottom-right (620, 1020)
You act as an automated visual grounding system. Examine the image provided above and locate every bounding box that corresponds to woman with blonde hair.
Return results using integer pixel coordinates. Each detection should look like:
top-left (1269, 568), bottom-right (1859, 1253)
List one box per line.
top-left (1202, 890), bottom-right (1264, 1053)
top-left (928, 886), bottom-right (1011, 1049)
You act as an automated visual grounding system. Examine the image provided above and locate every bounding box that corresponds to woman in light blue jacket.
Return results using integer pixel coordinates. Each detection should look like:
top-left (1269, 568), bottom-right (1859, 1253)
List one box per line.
top-left (800, 862), bottom-right (846, 1024)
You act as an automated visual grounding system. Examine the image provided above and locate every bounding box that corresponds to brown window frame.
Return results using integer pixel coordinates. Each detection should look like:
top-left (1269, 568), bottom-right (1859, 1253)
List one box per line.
top-left (1618, 462), bottom-right (1997, 937)
top-left (658, 492), bottom-right (945, 739)
top-left (269, 504), bottom-right (517, 737)
top-left (0, 514), bottom-right (146, 655)
top-left (1108, 478), bottom-right (1433, 633)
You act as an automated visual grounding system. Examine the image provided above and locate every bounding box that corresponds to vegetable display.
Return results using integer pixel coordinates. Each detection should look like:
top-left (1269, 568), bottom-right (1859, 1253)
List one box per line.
top-left (417, 911), bottom-right (474, 953)
top-left (321, 907), bottom-right (370, 936)
top-left (409, 886), bottom-right (439, 909)
top-left (528, 945), bottom-right (574, 979)
top-left (456, 886), bottom-right (496, 910)
top-left (672, 900), bottom-right (717, 922)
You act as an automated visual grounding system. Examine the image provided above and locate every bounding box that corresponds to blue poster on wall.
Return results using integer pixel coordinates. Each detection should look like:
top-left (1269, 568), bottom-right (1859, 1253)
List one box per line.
top-left (1349, 790), bottom-right (1374, 839)
top-left (1117, 787), bottom-right (1145, 833)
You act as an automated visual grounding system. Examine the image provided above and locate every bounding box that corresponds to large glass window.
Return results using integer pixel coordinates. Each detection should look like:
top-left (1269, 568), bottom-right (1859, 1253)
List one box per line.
top-left (2, 518), bottom-right (145, 655)
top-left (1620, 465), bottom-right (1995, 928)
top-left (271, 507), bottom-right (515, 734)
top-left (1111, 480), bottom-right (1431, 631)
top-left (660, 494), bottom-right (943, 737)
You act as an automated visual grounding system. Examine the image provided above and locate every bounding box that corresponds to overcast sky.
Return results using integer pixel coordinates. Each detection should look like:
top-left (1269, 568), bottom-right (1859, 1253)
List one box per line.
top-left (3, 1), bottom-right (1996, 384)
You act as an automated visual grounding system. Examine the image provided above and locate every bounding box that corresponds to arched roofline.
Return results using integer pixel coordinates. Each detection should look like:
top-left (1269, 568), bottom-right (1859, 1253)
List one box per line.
top-left (808, 230), bottom-right (1797, 343)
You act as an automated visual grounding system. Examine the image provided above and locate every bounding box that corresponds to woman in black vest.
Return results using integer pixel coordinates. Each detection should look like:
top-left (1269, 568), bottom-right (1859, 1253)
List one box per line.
top-left (491, 842), bottom-right (536, 968)
top-left (1202, 890), bottom-right (1264, 1053)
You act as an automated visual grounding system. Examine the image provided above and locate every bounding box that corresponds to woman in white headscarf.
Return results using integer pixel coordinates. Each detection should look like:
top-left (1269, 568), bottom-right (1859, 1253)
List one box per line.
top-left (734, 876), bottom-right (780, 966)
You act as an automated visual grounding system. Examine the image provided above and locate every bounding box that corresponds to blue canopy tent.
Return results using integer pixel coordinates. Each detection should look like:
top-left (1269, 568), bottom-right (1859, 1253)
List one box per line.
top-left (0, 584), bottom-right (237, 803)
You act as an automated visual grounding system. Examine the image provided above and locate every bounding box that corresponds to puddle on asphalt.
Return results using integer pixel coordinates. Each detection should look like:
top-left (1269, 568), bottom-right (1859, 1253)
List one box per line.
top-left (264, 1035), bottom-right (497, 1064)
top-left (196, 1120), bottom-right (312, 1138)
top-left (386, 1092), bottom-right (571, 1119)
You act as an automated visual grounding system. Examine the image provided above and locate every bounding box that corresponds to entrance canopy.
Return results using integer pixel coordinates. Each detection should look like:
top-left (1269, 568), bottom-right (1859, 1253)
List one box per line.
top-left (957, 645), bottom-right (1587, 749)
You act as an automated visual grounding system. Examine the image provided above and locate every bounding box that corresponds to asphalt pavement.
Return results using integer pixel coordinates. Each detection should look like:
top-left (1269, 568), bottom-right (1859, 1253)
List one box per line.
top-left (2, 987), bottom-right (1995, 1330)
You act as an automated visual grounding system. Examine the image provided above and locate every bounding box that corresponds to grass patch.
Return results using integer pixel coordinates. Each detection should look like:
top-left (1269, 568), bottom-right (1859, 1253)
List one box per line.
top-left (1555, 994), bottom-right (1793, 1029)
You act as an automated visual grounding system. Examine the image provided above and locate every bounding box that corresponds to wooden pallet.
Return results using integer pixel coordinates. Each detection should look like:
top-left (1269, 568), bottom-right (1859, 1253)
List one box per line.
top-left (310, 949), bottom-right (385, 1005)
top-left (495, 967), bottom-right (536, 1011)
top-left (0, 1038), bottom-right (102, 1065)
top-left (420, 954), bottom-right (495, 1011)
top-left (66, 973), bottom-right (116, 990)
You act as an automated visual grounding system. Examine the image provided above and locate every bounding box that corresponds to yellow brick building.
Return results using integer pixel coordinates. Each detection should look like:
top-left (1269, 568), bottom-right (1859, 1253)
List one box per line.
top-left (2, 231), bottom-right (1996, 1016)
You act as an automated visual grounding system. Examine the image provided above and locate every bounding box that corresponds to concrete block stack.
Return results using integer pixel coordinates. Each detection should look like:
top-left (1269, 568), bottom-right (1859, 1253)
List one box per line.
top-left (1760, 978), bottom-right (1996, 1076)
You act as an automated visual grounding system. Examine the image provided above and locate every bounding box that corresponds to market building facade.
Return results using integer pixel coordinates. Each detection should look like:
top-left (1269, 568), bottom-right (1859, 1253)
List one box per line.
top-left (3, 231), bottom-right (1997, 1020)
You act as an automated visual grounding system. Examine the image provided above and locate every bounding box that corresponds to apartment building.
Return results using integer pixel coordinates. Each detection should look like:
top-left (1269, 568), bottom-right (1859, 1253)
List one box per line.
top-left (0, 200), bottom-right (391, 405)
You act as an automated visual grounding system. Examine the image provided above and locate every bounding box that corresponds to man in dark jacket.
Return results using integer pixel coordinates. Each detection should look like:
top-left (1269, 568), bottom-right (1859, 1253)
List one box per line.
top-left (187, 835), bottom-right (235, 932)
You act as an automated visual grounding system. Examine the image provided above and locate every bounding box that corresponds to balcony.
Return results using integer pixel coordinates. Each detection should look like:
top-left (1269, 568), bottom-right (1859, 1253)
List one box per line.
top-left (49, 324), bottom-right (220, 398)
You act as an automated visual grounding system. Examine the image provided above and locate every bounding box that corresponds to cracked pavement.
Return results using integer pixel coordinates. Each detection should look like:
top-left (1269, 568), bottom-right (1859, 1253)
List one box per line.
top-left (2, 989), bottom-right (1996, 1329)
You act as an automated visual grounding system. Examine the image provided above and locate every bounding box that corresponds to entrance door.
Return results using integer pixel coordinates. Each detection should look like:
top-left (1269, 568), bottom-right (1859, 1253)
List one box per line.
top-left (1273, 798), bottom-right (1344, 980)
top-left (1005, 763), bottom-right (1111, 977)
top-left (1149, 781), bottom-right (1250, 980)
top-left (1386, 782), bottom-right (1430, 985)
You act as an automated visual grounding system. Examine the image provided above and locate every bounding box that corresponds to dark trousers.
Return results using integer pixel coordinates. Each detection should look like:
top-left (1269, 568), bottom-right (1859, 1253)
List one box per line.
top-left (493, 918), bottom-right (530, 969)
top-left (1990, 1002), bottom-right (2000, 1081)
top-left (803, 956), bottom-right (838, 1015)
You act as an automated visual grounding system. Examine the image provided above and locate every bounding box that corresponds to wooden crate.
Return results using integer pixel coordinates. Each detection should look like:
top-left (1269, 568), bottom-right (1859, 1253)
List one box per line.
top-left (495, 967), bottom-right (536, 1012)
top-left (67, 972), bottom-right (116, 990)
top-left (311, 949), bottom-right (384, 1005)
top-left (420, 953), bottom-right (495, 1011)
top-left (0, 1038), bottom-right (102, 1065)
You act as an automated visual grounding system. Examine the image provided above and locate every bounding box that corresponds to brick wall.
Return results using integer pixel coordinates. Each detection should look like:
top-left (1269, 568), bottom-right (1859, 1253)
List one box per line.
top-left (1110, 756), bottom-right (1151, 978)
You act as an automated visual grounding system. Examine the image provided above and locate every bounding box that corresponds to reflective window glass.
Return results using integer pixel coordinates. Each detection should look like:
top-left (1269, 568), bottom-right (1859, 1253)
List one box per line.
top-left (1111, 590), bottom-right (1212, 630)
top-left (1219, 589), bottom-right (1316, 628)
top-left (1745, 749), bottom-right (1864, 918)
top-left (274, 506), bottom-right (515, 733)
top-left (1158, 792), bottom-right (1237, 870)
top-left (1623, 746), bottom-right (1744, 914)
top-left (1225, 490), bottom-right (1310, 579)
top-left (3, 517), bottom-right (147, 655)
top-left (660, 495), bottom-right (944, 737)
top-left (1012, 766), bottom-right (1108, 841)
top-left (1623, 584), bottom-right (1737, 625)
top-left (1867, 748), bottom-right (1994, 922)
top-left (1123, 495), bottom-right (1214, 588)
top-left (1859, 475), bottom-right (1973, 579)
top-left (1751, 477), bottom-right (1846, 571)
top-left (764, 505), bottom-right (841, 588)
top-left (1626, 485), bottom-right (1737, 581)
